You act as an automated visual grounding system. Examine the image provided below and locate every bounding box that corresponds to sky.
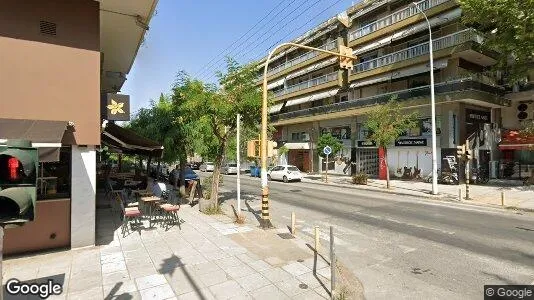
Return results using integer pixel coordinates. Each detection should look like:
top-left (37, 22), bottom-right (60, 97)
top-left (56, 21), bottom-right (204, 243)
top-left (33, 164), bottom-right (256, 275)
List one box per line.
top-left (122, 0), bottom-right (358, 115)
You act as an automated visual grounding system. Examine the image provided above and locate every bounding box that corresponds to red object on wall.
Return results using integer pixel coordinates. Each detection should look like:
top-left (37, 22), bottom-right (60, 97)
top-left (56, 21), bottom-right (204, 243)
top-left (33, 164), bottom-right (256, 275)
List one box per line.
top-left (378, 147), bottom-right (387, 180)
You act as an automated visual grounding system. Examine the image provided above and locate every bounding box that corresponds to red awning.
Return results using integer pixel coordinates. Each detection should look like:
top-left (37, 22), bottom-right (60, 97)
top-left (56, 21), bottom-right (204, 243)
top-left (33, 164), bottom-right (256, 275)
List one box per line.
top-left (499, 130), bottom-right (534, 150)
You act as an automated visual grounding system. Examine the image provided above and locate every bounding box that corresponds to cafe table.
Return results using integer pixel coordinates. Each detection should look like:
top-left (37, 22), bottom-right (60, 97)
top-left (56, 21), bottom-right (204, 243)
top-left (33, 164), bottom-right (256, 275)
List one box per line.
top-left (140, 196), bottom-right (162, 227)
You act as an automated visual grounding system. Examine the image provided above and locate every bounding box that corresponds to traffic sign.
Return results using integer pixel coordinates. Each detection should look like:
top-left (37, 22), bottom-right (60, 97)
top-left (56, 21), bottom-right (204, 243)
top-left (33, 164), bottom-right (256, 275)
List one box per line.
top-left (323, 146), bottom-right (332, 156)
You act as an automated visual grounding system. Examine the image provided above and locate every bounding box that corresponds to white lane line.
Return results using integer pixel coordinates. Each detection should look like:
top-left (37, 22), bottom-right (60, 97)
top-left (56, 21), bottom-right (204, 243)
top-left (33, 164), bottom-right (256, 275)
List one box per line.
top-left (352, 211), bottom-right (456, 235)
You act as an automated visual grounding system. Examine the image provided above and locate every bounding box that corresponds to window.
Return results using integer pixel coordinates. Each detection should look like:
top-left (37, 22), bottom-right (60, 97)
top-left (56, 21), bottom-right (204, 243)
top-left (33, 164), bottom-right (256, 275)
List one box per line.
top-left (38, 147), bottom-right (71, 200)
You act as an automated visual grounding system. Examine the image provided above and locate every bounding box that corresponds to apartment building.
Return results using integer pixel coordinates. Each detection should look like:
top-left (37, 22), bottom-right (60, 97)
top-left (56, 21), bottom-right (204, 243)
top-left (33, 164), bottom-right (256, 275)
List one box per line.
top-left (260, 0), bottom-right (533, 180)
top-left (0, 0), bottom-right (157, 254)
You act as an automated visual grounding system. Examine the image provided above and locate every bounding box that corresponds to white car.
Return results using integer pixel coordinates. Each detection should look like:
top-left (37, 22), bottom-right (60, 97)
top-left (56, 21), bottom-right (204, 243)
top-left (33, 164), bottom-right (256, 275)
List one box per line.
top-left (267, 165), bottom-right (303, 183)
top-left (222, 163), bottom-right (238, 175)
top-left (200, 162), bottom-right (214, 172)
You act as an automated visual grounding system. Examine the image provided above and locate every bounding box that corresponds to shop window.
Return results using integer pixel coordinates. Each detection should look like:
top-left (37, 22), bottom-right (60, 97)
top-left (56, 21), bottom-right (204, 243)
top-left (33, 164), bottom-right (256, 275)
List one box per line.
top-left (37, 147), bottom-right (71, 200)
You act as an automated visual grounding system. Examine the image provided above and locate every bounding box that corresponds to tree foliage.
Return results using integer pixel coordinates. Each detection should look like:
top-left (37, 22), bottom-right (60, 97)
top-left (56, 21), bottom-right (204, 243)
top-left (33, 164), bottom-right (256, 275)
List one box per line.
top-left (174, 58), bottom-right (263, 205)
top-left (317, 133), bottom-right (343, 159)
top-left (365, 98), bottom-right (419, 188)
top-left (458, 0), bottom-right (534, 82)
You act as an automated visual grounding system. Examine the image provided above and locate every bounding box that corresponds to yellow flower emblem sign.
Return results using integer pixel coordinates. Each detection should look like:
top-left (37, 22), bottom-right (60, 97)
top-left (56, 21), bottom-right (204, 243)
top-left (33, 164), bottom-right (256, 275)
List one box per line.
top-left (107, 99), bottom-right (124, 115)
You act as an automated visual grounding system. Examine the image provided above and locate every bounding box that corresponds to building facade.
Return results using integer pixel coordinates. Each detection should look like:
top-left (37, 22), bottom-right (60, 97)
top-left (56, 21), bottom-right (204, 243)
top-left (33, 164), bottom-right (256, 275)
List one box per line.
top-left (261, 0), bottom-right (533, 180)
top-left (0, 0), bottom-right (157, 254)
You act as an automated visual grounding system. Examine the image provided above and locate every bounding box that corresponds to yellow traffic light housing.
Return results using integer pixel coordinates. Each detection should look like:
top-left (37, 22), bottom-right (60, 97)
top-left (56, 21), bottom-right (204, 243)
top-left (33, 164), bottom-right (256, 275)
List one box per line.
top-left (465, 150), bottom-right (472, 160)
top-left (247, 140), bottom-right (260, 158)
top-left (339, 45), bottom-right (355, 70)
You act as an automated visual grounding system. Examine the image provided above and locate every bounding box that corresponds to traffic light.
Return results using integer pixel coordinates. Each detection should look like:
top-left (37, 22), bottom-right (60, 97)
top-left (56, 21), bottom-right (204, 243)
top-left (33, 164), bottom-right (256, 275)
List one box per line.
top-left (465, 150), bottom-right (472, 160)
top-left (0, 140), bottom-right (38, 225)
top-left (339, 45), bottom-right (355, 70)
top-left (247, 140), bottom-right (260, 158)
top-left (267, 141), bottom-right (277, 158)
top-left (456, 144), bottom-right (466, 157)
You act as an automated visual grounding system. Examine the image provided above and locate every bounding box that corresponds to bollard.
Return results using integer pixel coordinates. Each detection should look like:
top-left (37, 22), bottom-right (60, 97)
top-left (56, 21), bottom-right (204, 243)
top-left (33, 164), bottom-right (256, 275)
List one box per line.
top-left (315, 226), bottom-right (320, 252)
top-left (291, 212), bottom-right (296, 235)
top-left (501, 191), bottom-right (505, 207)
top-left (458, 188), bottom-right (462, 201)
top-left (330, 226), bottom-right (336, 299)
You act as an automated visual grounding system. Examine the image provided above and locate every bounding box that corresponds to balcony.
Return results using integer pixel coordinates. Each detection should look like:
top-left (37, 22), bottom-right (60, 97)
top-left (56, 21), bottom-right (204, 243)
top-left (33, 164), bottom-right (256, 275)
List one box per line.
top-left (271, 79), bottom-right (505, 123)
top-left (260, 40), bottom-right (338, 81)
top-left (351, 29), bottom-right (484, 76)
top-left (272, 72), bottom-right (339, 99)
top-left (348, 0), bottom-right (453, 43)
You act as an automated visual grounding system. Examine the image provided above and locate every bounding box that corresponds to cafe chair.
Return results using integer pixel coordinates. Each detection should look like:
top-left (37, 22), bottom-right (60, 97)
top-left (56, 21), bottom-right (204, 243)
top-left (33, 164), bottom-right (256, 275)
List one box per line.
top-left (158, 203), bottom-right (181, 230)
top-left (119, 198), bottom-right (143, 237)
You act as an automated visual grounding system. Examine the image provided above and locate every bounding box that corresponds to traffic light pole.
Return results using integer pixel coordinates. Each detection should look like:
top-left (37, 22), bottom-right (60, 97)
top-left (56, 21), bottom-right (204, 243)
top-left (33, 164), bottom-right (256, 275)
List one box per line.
top-left (261, 42), bottom-right (355, 229)
top-left (465, 139), bottom-right (471, 200)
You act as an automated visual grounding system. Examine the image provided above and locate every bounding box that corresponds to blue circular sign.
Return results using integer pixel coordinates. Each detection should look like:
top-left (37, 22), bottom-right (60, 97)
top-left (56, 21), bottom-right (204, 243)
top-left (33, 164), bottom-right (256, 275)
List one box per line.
top-left (323, 146), bottom-right (332, 155)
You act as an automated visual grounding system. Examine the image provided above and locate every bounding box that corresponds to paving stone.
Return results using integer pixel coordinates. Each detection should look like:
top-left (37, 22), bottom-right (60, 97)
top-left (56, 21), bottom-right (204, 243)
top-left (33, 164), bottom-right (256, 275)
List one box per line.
top-left (139, 283), bottom-right (175, 300)
top-left (197, 270), bottom-right (230, 287)
top-left (260, 268), bottom-right (293, 284)
top-left (249, 284), bottom-right (289, 300)
top-left (281, 262), bottom-right (310, 277)
top-left (247, 260), bottom-right (272, 272)
top-left (135, 274), bottom-right (168, 290)
top-left (103, 280), bottom-right (137, 298)
top-left (274, 277), bottom-right (309, 297)
top-left (264, 257), bottom-right (285, 266)
top-left (225, 264), bottom-right (256, 279)
top-left (102, 261), bottom-right (128, 274)
top-left (191, 261), bottom-right (223, 275)
top-left (295, 271), bottom-right (323, 290)
top-left (208, 280), bottom-right (248, 300)
top-left (215, 256), bottom-right (243, 269)
top-left (68, 286), bottom-right (104, 300)
top-left (234, 273), bottom-right (271, 292)
top-left (291, 290), bottom-right (328, 300)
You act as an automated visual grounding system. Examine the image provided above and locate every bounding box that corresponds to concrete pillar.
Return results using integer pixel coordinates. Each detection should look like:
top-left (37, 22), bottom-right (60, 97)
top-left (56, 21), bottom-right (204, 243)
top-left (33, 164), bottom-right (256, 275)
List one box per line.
top-left (71, 145), bottom-right (96, 248)
top-left (310, 122), bottom-right (320, 173)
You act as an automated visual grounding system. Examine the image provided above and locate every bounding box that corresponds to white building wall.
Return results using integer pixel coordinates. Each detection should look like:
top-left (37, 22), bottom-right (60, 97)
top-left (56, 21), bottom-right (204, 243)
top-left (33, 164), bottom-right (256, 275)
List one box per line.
top-left (71, 145), bottom-right (96, 248)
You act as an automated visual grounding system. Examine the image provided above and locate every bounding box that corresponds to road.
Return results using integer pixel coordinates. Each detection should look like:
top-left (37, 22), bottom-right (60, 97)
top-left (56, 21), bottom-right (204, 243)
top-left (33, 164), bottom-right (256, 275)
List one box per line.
top-left (211, 173), bottom-right (534, 299)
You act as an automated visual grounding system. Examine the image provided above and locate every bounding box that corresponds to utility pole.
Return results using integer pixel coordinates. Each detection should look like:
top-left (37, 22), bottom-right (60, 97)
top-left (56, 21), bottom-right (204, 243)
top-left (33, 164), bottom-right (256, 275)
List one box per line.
top-left (236, 114), bottom-right (241, 215)
top-left (465, 139), bottom-right (472, 200)
top-left (261, 42), bottom-right (356, 229)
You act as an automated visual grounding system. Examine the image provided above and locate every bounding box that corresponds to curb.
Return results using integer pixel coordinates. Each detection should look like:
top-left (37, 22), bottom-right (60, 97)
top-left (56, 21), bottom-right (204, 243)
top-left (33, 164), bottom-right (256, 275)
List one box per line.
top-left (301, 178), bottom-right (534, 214)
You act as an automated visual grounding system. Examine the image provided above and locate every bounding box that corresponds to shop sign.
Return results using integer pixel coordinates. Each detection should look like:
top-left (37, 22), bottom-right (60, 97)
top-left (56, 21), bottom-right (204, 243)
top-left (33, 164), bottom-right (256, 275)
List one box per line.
top-left (357, 140), bottom-right (376, 147)
top-left (395, 138), bottom-right (427, 146)
top-left (466, 109), bottom-right (490, 123)
top-left (102, 93), bottom-right (130, 121)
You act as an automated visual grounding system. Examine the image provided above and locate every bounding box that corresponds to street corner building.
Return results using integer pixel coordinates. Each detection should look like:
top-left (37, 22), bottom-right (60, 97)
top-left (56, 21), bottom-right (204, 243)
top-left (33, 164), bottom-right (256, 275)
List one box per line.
top-left (0, 0), bottom-right (158, 255)
top-left (260, 0), bottom-right (534, 181)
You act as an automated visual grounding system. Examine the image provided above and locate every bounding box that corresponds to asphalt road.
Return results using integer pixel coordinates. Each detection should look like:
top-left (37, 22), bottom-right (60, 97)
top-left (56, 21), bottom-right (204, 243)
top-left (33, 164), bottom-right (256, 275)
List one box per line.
top-left (210, 173), bottom-right (534, 300)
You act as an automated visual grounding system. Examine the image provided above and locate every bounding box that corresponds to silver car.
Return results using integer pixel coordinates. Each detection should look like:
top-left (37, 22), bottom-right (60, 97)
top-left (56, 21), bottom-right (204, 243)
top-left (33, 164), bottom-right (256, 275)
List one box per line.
top-left (222, 163), bottom-right (238, 175)
top-left (199, 162), bottom-right (214, 172)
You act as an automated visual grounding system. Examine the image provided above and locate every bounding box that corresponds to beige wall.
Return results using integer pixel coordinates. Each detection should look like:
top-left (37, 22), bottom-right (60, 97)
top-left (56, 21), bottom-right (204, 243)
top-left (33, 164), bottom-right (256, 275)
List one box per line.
top-left (0, 0), bottom-right (100, 145)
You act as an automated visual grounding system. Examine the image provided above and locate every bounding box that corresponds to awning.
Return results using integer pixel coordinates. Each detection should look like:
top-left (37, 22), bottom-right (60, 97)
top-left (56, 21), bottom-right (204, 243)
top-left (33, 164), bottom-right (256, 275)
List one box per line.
top-left (499, 130), bottom-right (534, 150)
top-left (285, 57), bottom-right (337, 80)
top-left (0, 118), bottom-right (67, 162)
top-left (286, 88), bottom-right (339, 107)
top-left (267, 78), bottom-right (285, 90)
top-left (350, 59), bottom-right (448, 88)
top-left (102, 122), bottom-right (164, 157)
top-left (269, 103), bottom-right (284, 114)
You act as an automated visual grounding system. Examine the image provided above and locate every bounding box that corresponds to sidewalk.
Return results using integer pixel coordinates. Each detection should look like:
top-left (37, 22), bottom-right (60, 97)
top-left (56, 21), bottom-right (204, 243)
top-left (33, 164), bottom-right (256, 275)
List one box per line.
top-left (303, 173), bottom-right (534, 211)
top-left (2, 193), bottom-right (358, 300)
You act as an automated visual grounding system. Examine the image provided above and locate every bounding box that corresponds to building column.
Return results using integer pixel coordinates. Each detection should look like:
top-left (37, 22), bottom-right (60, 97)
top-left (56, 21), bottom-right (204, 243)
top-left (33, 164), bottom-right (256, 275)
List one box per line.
top-left (71, 145), bottom-right (96, 248)
top-left (310, 122), bottom-right (320, 173)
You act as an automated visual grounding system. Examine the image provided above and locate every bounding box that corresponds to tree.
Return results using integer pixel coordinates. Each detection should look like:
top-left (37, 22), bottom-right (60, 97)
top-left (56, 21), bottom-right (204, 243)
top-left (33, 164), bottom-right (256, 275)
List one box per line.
top-left (520, 120), bottom-right (534, 137)
top-left (458, 0), bottom-right (534, 82)
top-left (364, 98), bottom-right (419, 189)
top-left (176, 58), bottom-right (262, 206)
top-left (317, 133), bottom-right (343, 158)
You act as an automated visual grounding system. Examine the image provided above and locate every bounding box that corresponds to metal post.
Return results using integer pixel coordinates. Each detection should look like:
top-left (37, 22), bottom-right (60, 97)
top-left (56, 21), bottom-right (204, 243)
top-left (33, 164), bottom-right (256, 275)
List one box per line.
top-left (237, 114), bottom-right (241, 214)
top-left (413, 2), bottom-right (438, 195)
top-left (501, 191), bottom-right (505, 206)
top-left (458, 188), bottom-right (462, 201)
top-left (261, 42), bottom-right (355, 229)
top-left (291, 212), bottom-right (296, 235)
top-left (325, 154), bottom-right (329, 183)
top-left (330, 226), bottom-right (336, 299)
top-left (0, 226), bottom-right (3, 300)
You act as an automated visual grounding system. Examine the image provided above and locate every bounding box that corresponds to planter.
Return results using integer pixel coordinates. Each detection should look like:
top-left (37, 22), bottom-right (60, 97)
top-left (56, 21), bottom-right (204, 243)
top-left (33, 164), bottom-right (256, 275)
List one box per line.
top-left (198, 198), bottom-right (212, 212)
top-left (352, 173), bottom-right (369, 185)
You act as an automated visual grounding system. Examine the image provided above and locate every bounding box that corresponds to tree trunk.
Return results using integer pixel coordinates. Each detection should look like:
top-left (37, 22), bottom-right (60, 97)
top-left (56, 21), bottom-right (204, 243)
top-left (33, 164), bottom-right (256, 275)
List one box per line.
top-left (146, 156), bottom-right (152, 176)
top-left (385, 148), bottom-right (390, 189)
top-left (179, 158), bottom-right (186, 197)
top-left (210, 141), bottom-right (226, 207)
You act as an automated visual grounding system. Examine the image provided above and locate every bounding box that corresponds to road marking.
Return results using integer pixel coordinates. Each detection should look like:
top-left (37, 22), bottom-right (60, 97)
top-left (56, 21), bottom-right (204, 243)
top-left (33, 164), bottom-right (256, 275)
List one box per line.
top-left (352, 211), bottom-right (456, 235)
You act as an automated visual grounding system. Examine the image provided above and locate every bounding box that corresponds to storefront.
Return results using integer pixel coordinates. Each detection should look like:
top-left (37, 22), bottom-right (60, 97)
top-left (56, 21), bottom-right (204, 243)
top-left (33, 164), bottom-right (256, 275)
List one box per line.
top-left (498, 130), bottom-right (534, 179)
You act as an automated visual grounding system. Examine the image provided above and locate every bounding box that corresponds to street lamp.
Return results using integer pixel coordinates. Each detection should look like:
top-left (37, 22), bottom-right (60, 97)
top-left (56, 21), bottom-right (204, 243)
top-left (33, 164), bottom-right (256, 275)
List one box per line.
top-left (413, 2), bottom-right (438, 195)
top-left (260, 42), bottom-right (355, 228)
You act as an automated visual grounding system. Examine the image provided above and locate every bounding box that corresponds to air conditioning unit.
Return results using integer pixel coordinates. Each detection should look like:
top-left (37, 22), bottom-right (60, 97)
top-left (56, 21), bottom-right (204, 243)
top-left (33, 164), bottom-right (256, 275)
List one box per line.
top-left (517, 101), bottom-right (534, 122)
top-left (302, 133), bottom-right (310, 142)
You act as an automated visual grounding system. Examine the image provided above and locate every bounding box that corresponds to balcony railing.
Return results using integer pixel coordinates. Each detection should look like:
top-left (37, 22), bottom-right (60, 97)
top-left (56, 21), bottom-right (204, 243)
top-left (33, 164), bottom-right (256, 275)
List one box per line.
top-left (272, 72), bottom-right (338, 98)
top-left (271, 79), bottom-right (504, 121)
top-left (262, 40), bottom-right (338, 79)
top-left (351, 29), bottom-right (483, 74)
top-left (348, 0), bottom-right (451, 42)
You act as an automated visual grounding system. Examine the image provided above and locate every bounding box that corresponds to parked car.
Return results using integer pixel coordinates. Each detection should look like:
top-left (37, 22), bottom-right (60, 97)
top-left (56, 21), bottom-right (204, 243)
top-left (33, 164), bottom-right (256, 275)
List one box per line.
top-left (190, 162), bottom-right (201, 170)
top-left (267, 165), bottom-right (302, 183)
top-left (222, 163), bottom-right (238, 175)
top-left (199, 162), bottom-right (215, 172)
